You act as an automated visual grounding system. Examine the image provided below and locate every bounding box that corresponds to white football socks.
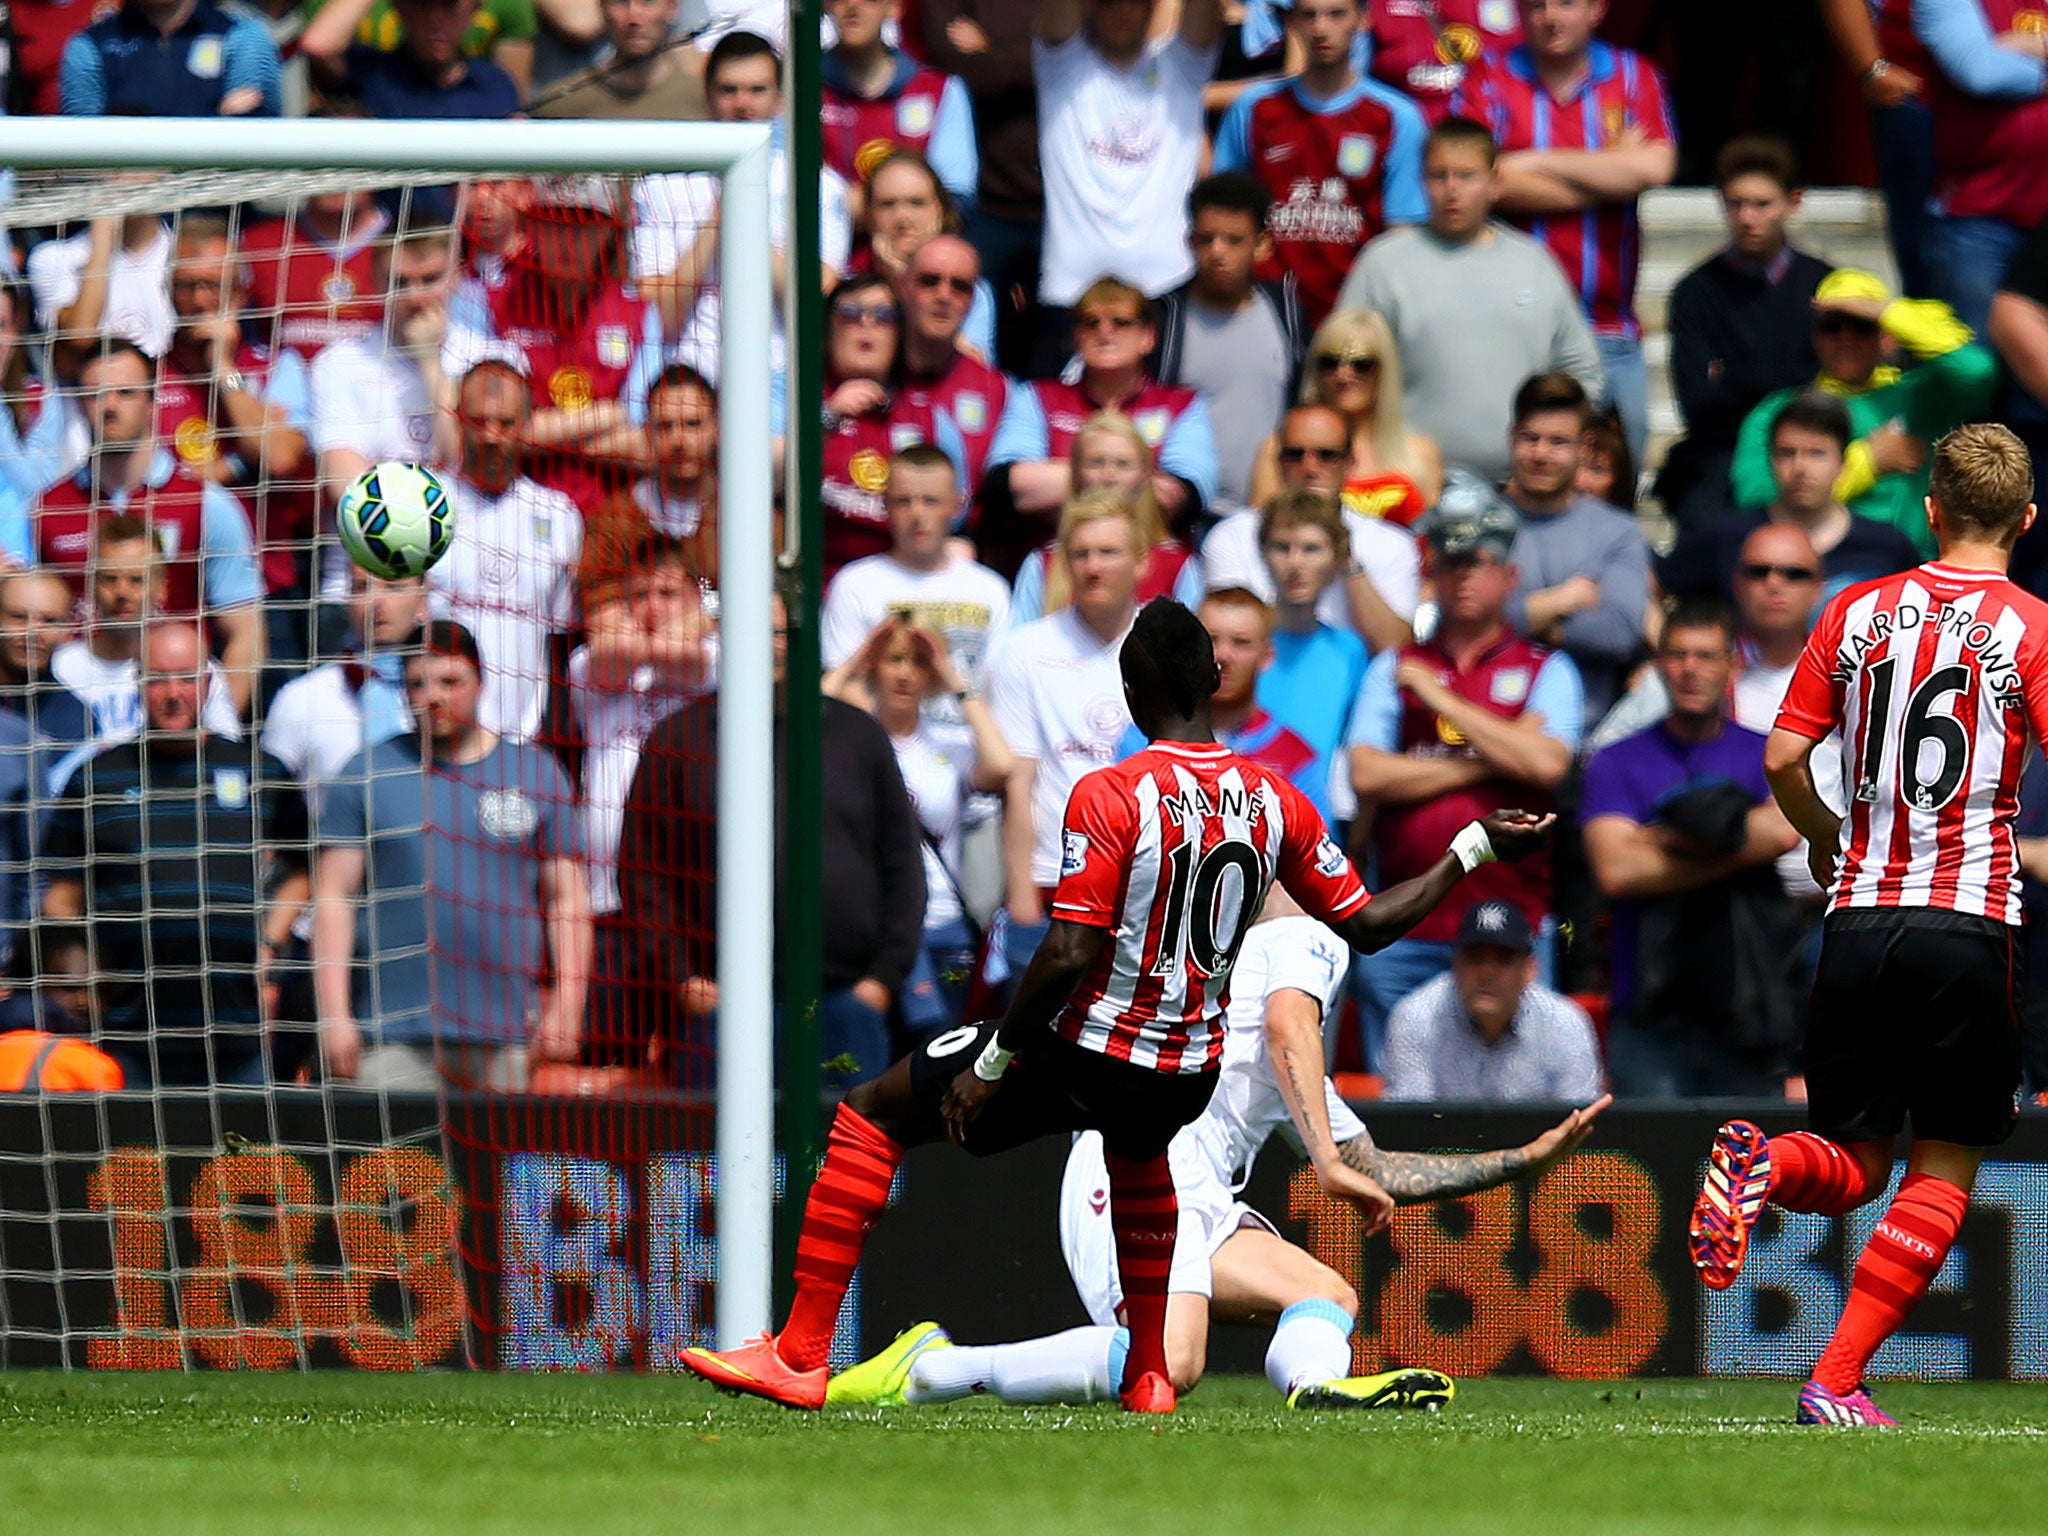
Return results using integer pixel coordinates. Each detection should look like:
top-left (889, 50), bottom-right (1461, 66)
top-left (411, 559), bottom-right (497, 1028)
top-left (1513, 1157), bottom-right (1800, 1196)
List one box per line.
top-left (1264, 1298), bottom-right (1355, 1396)
top-left (905, 1325), bottom-right (1126, 1405)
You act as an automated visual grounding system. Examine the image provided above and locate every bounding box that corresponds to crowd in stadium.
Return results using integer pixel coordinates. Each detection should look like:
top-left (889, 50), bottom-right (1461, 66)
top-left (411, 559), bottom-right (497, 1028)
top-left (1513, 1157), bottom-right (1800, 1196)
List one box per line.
top-left (3, 0), bottom-right (2048, 1100)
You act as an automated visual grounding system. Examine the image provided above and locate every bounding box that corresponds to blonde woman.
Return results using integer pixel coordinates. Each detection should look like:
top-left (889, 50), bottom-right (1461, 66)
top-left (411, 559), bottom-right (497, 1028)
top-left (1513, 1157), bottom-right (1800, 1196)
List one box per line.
top-left (1009, 413), bottom-right (1205, 624)
top-left (1249, 308), bottom-right (1443, 525)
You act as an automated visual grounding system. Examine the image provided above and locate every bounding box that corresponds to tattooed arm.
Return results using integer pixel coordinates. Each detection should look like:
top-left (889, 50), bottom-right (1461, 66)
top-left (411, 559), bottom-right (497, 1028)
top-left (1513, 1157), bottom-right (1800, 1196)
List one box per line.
top-left (1266, 986), bottom-right (1396, 1233)
top-left (1335, 1095), bottom-right (1614, 1203)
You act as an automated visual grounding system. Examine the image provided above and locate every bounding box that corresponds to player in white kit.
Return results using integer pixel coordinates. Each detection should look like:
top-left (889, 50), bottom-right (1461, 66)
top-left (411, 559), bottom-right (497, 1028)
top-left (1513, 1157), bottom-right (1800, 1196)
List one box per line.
top-left (828, 895), bottom-right (1610, 1409)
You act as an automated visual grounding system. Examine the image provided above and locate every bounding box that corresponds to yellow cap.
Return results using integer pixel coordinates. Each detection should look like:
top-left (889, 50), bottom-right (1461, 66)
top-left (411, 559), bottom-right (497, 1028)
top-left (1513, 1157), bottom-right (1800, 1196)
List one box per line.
top-left (1813, 268), bottom-right (1891, 318)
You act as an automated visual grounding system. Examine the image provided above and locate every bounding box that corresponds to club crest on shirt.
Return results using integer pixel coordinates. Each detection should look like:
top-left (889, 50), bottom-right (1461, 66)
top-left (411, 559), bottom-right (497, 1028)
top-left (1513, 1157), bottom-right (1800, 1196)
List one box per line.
top-left (952, 391), bottom-right (987, 434)
top-left (188, 37), bottom-right (224, 79)
top-left (1337, 135), bottom-right (1376, 179)
top-left (1480, 0), bottom-right (1518, 32)
top-left (550, 366), bottom-right (595, 411)
top-left (1133, 408), bottom-right (1170, 445)
top-left (1437, 23), bottom-right (1482, 64)
top-left (1490, 667), bottom-right (1530, 706)
top-left (850, 448), bottom-right (891, 493)
top-left (1061, 831), bottom-right (1091, 878)
top-left (478, 789), bottom-right (540, 842)
top-left (856, 138), bottom-right (897, 182)
top-left (896, 95), bottom-right (935, 139)
top-left (889, 423), bottom-right (925, 454)
top-left (173, 415), bottom-right (216, 466)
top-left (406, 413), bottom-right (433, 446)
top-left (596, 326), bottom-right (632, 369)
top-left (321, 270), bottom-right (358, 304)
top-left (213, 769), bottom-right (248, 809)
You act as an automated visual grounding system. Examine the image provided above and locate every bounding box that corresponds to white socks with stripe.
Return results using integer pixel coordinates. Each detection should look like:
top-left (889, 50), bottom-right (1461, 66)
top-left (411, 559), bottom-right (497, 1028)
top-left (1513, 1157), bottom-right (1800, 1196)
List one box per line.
top-left (1264, 1298), bottom-right (1356, 1395)
top-left (905, 1325), bottom-right (1126, 1405)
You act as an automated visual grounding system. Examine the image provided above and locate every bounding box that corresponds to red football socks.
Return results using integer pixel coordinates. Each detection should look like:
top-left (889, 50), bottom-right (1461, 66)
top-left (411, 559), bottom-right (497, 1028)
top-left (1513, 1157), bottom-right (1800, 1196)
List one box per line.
top-left (1768, 1131), bottom-right (1878, 1216)
top-left (1105, 1150), bottom-right (1179, 1393)
top-left (1813, 1171), bottom-right (1971, 1394)
top-left (779, 1103), bottom-right (904, 1372)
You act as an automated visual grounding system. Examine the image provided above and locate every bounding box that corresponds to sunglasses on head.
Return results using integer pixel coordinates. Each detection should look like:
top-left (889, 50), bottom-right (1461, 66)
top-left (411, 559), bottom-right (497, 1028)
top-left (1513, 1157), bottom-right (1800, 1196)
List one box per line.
top-left (913, 271), bottom-right (976, 296)
top-left (1815, 313), bottom-right (1880, 338)
top-left (1316, 351), bottom-right (1380, 374)
top-left (1738, 562), bottom-right (1818, 583)
top-left (835, 302), bottom-right (900, 327)
top-left (1278, 445), bottom-right (1349, 464)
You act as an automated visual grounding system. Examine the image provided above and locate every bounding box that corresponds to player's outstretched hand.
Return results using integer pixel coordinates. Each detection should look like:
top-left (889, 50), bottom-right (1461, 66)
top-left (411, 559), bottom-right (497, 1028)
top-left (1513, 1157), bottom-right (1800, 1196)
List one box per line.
top-left (1316, 1160), bottom-right (1396, 1235)
top-left (941, 1069), bottom-right (1000, 1144)
top-left (1521, 1093), bottom-right (1614, 1173)
top-left (1480, 809), bottom-right (1557, 863)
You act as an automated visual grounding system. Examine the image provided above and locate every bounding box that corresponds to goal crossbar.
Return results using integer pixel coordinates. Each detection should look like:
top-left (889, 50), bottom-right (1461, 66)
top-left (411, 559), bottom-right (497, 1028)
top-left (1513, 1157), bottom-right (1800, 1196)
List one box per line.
top-left (0, 114), bottom-right (783, 1348)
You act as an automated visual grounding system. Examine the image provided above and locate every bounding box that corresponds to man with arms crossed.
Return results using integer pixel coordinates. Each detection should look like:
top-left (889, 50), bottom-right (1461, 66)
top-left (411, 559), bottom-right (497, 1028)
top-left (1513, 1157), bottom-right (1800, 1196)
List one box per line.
top-left (1691, 424), bottom-right (2048, 1427)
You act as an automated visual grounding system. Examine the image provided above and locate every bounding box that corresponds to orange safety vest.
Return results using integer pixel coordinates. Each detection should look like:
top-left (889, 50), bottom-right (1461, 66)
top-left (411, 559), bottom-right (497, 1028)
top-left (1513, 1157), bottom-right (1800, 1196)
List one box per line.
top-left (0, 1032), bottom-right (124, 1092)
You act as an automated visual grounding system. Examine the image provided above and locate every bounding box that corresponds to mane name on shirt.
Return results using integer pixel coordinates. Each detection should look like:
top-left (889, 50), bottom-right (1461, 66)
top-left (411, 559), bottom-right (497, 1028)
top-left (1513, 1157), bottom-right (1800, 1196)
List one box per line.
top-left (1159, 782), bottom-right (1255, 827)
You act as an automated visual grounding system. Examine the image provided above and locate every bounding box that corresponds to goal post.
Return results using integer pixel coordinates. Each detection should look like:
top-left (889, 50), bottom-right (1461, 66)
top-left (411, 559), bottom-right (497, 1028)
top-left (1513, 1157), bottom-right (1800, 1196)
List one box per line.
top-left (0, 116), bottom-right (783, 1352)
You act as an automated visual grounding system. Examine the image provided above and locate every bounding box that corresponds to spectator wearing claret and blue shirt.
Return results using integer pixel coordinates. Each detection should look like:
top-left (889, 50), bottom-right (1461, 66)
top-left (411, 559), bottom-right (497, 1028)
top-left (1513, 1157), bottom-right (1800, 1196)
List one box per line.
top-left (1210, 0), bottom-right (1426, 328)
top-left (60, 0), bottom-right (284, 118)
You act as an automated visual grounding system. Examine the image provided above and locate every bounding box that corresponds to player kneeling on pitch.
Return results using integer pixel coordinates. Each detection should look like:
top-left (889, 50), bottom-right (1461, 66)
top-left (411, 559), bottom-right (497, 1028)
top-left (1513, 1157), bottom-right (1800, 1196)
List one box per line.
top-left (829, 890), bottom-right (1611, 1411)
top-left (679, 599), bottom-right (1550, 1414)
top-left (1689, 424), bottom-right (2048, 1428)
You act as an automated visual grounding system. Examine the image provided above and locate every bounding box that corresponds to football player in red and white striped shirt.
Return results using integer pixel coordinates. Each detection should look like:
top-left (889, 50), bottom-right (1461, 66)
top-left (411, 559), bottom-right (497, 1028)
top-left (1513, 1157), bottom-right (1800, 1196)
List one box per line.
top-left (680, 599), bottom-right (1551, 1414)
top-left (1689, 424), bottom-right (2048, 1428)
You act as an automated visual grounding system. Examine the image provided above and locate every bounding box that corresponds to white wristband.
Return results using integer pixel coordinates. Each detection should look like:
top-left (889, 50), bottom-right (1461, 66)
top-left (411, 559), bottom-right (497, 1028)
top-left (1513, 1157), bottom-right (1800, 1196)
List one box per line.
top-left (1451, 821), bottom-right (1496, 874)
top-left (972, 1039), bottom-right (1014, 1082)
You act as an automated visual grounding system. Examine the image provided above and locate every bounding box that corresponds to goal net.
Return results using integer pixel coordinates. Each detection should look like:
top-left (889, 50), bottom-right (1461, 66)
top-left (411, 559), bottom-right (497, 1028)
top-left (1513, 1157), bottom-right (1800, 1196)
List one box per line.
top-left (0, 119), bottom-right (791, 1370)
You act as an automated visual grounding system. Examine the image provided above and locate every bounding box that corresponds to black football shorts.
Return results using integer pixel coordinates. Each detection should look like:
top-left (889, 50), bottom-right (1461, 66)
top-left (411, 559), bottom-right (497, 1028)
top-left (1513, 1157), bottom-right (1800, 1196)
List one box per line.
top-left (907, 1020), bottom-right (1219, 1161)
top-left (1805, 909), bottom-right (2024, 1147)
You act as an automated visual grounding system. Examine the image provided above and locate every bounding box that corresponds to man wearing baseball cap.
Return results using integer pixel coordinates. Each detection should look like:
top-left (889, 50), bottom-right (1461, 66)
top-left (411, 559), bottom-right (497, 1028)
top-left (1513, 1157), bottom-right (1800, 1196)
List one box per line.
top-left (1728, 266), bottom-right (1996, 555)
top-left (1345, 474), bottom-right (1581, 1072)
top-left (1379, 898), bottom-right (1604, 1103)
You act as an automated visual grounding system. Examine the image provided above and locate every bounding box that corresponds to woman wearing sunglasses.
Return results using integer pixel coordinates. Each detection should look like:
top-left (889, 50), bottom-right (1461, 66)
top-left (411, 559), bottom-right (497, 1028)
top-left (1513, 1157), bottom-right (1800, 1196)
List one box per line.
top-left (1248, 308), bottom-right (1442, 526)
top-left (821, 270), bottom-right (970, 581)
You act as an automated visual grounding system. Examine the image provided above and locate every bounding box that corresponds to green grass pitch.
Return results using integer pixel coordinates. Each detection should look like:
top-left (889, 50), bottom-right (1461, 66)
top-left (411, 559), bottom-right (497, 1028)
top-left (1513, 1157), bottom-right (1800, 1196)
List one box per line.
top-left (4, 1373), bottom-right (2041, 1535)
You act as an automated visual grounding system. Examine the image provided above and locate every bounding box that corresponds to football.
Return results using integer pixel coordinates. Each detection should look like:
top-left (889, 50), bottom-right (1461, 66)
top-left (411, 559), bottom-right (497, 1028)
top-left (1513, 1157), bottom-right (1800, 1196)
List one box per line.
top-left (335, 461), bottom-right (455, 580)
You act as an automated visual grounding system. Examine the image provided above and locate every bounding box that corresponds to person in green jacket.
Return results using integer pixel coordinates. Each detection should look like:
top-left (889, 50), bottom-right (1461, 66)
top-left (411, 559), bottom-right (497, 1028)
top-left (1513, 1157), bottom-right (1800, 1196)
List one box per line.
top-left (1729, 268), bottom-right (1997, 556)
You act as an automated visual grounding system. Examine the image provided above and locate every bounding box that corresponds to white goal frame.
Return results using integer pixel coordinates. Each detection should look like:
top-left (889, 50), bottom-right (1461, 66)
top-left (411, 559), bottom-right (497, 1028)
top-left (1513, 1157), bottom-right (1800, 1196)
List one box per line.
top-left (0, 115), bottom-right (782, 1348)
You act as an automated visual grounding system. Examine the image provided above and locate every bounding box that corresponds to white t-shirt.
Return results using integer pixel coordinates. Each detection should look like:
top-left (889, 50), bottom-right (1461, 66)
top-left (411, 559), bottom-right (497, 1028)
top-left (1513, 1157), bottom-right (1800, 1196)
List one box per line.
top-left (27, 224), bottom-right (175, 358)
top-left (631, 477), bottom-right (705, 539)
top-left (634, 146), bottom-right (853, 400)
top-left (1734, 649), bottom-right (1845, 901)
top-left (989, 606), bottom-right (1133, 887)
top-left (427, 475), bottom-right (583, 742)
top-left (890, 719), bottom-right (977, 932)
top-left (1034, 32), bottom-right (1219, 305)
top-left (261, 661), bottom-right (413, 815)
top-left (51, 640), bottom-right (244, 744)
top-left (569, 646), bottom-right (701, 915)
top-left (1181, 914), bottom-right (1363, 1193)
top-left (682, 0), bottom-right (789, 52)
top-left (821, 552), bottom-right (1010, 751)
top-left (1200, 506), bottom-right (1422, 639)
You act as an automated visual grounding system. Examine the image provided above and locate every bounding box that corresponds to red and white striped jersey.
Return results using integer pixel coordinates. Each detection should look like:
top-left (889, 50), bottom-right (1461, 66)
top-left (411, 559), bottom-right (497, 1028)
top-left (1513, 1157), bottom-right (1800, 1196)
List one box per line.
top-left (1049, 740), bottom-right (1370, 1074)
top-left (1777, 562), bottom-right (2048, 923)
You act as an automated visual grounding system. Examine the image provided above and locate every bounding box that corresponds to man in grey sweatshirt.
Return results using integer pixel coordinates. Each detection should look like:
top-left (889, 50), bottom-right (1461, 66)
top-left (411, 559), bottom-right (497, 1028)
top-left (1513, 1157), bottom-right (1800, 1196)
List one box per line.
top-left (1499, 372), bottom-right (1650, 734)
top-left (1336, 117), bottom-right (1604, 485)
